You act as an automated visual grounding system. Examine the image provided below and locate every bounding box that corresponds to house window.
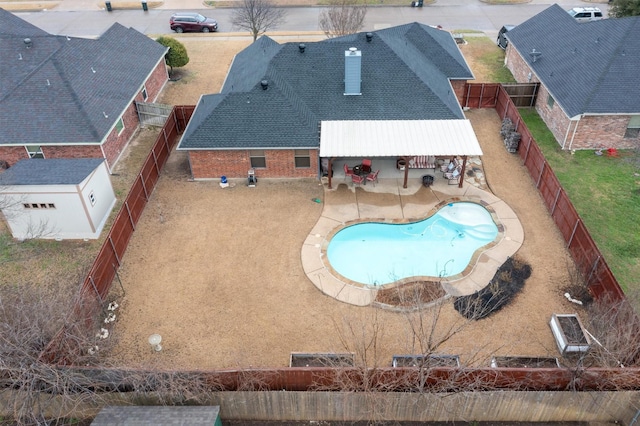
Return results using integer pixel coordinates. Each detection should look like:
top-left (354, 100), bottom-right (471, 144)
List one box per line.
top-left (249, 150), bottom-right (266, 168)
top-left (26, 145), bottom-right (44, 159)
top-left (294, 150), bottom-right (311, 168)
top-left (115, 118), bottom-right (125, 135)
top-left (547, 94), bottom-right (555, 109)
top-left (89, 191), bottom-right (96, 206)
top-left (624, 116), bottom-right (640, 139)
top-left (141, 86), bottom-right (148, 101)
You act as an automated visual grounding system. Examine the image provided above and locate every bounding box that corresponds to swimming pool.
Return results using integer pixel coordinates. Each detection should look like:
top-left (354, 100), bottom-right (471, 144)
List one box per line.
top-left (326, 202), bottom-right (499, 286)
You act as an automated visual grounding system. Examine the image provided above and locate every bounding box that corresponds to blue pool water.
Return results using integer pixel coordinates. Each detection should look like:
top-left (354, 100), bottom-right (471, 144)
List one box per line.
top-left (327, 202), bottom-right (498, 286)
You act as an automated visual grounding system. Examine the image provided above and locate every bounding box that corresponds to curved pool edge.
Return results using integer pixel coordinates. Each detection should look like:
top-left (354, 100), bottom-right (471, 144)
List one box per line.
top-left (301, 191), bottom-right (524, 306)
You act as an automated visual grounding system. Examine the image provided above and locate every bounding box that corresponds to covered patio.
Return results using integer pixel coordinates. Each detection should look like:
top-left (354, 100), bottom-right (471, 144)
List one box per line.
top-left (321, 120), bottom-right (483, 189)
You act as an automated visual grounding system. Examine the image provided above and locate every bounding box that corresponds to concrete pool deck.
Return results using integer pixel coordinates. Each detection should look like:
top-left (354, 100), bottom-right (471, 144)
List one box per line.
top-left (301, 167), bottom-right (524, 306)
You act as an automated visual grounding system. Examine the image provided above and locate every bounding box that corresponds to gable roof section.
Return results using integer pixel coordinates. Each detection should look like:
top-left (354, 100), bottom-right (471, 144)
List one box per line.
top-left (0, 158), bottom-right (105, 186)
top-left (507, 4), bottom-right (640, 117)
top-left (0, 10), bottom-right (168, 146)
top-left (178, 22), bottom-right (473, 150)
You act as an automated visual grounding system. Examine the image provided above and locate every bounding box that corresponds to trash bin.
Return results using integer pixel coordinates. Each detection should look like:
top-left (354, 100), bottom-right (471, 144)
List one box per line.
top-left (105, 0), bottom-right (112, 11)
top-left (141, 0), bottom-right (148, 11)
top-left (416, 0), bottom-right (423, 6)
top-left (221, 176), bottom-right (227, 184)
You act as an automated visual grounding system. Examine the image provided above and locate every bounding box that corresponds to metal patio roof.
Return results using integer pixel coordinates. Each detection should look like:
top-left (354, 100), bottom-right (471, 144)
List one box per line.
top-left (319, 120), bottom-right (483, 157)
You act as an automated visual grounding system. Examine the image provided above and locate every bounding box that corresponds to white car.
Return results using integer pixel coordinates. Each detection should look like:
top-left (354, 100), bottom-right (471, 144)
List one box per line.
top-left (567, 7), bottom-right (604, 23)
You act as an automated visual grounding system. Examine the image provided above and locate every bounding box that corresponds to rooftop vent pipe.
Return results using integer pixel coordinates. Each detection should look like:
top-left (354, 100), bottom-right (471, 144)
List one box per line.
top-left (366, 33), bottom-right (373, 42)
top-left (298, 43), bottom-right (306, 53)
top-left (260, 80), bottom-right (268, 90)
top-left (529, 49), bottom-right (542, 63)
top-left (24, 38), bottom-right (32, 48)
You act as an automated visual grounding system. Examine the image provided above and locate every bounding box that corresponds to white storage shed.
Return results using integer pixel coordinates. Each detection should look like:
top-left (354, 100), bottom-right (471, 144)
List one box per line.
top-left (0, 158), bottom-right (116, 240)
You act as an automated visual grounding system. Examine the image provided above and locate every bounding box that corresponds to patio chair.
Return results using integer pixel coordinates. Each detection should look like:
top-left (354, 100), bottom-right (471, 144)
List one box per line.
top-left (441, 158), bottom-right (458, 173)
top-left (361, 158), bottom-right (372, 173)
top-left (344, 163), bottom-right (354, 181)
top-left (444, 166), bottom-right (461, 185)
top-left (351, 174), bottom-right (365, 186)
top-left (366, 170), bottom-right (379, 186)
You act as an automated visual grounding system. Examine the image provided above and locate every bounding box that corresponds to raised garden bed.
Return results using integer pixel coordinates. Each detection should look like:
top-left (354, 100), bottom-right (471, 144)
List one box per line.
top-left (392, 354), bottom-right (460, 368)
top-left (290, 352), bottom-right (354, 367)
top-left (549, 313), bottom-right (591, 356)
top-left (491, 356), bottom-right (560, 368)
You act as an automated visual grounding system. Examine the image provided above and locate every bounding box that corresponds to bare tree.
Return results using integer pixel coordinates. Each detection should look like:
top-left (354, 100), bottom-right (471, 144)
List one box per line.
top-left (319, 0), bottom-right (367, 38)
top-left (231, 0), bottom-right (286, 41)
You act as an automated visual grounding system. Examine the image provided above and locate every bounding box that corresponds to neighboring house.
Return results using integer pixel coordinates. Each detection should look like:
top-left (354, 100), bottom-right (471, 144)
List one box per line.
top-left (177, 23), bottom-right (482, 182)
top-left (504, 4), bottom-right (640, 150)
top-left (0, 159), bottom-right (116, 240)
top-left (0, 9), bottom-right (169, 170)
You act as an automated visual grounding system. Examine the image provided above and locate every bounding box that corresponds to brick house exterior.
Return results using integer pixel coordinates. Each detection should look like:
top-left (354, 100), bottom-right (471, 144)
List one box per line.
top-left (0, 10), bottom-right (168, 171)
top-left (504, 5), bottom-right (640, 150)
top-left (178, 23), bottom-right (475, 180)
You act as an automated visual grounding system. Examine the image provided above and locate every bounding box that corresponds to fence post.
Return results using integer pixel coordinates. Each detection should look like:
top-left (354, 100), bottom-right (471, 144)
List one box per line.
top-left (479, 84), bottom-right (485, 108)
top-left (125, 201), bottom-right (136, 231)
top-left (536, 161), bottom-right (545, 188)
top-left (523, 136), bottom-right (532, 163)
top-left (140, 174), bottom-right (149, 201)
top-left (568, 218), bottom-right (580, 247)
top-left (88, 275), bottom-right (104, 304)
top-left (465, 83), bottom-right (471, 108)
top-left (587, 255), bottom-right (601, 286)
top-left (109, 236), bottom-right (122, 267)
top-left (550, 187), bottom-right (562, 216)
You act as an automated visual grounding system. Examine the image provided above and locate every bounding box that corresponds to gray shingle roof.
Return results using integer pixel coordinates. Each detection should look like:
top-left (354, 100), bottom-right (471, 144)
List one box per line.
top-left (506, 4), bottom-right (640, 117)
top-left (0, 158), bottom-right (105, 185)
top-left (0, 9), bottom-right (168, 146)
top-left (179, 22), bottom-right (473, 150)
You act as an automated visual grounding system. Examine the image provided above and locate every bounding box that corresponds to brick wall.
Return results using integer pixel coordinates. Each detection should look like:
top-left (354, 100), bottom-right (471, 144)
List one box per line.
top-left (451, 80), bottom-right (468, 106)
top-left (189, 149), bottom-right (320, 180)
top-left (505, 45), bottom-right (640, 150)
top-left (145, 61), bottom-right (169, 103)
top-left (0, 146), bottom-right (30, 167)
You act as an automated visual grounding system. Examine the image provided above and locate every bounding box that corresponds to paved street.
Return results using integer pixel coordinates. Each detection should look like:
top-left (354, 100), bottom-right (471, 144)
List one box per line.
top-left (14, 0), bottom-right (609, 39)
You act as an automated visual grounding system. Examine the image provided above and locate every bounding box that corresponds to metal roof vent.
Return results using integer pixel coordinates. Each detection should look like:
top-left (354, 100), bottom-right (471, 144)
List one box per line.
top-left (24, 38), bottom-right (32, 48)
top-left (529, 49), bottom-right (542, 63)
top-left (366, 32), bottom-right (373, 42)
top-left (260, 80), bottom-right (268, 90)
top-left (344, 47), bottom-right (361, 96)
top-left (298, 43), bottom-right (306, 53)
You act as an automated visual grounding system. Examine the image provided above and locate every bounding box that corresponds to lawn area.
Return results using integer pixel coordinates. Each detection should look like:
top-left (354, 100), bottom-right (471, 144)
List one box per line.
top-left (518, 108), bottom-right (640, 293)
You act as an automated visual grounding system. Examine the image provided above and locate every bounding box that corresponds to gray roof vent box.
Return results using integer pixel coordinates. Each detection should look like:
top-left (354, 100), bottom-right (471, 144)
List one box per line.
top-left (529, 48), bottom-right (542, 63)
top-left (366, 32), bottom-right (373, 42)
top-left (298, 43), bottom-right (306, 53)
top-left (344, 47), bottom-right (362, 96)
top-left (24, 38), bottom-right (32, 48)
top-left (260, 80), bottom-right (268, 90)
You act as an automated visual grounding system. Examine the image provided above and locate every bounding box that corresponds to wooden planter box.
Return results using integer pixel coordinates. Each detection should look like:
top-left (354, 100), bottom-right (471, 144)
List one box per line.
top-left (491, 356), bottom-right (560, 368)
top-left (549, 313), bottom-right (591, 356)
top-left (392, 354), bottom-right (460, 368)
top-left (289, 352), bottom-right (354, 367)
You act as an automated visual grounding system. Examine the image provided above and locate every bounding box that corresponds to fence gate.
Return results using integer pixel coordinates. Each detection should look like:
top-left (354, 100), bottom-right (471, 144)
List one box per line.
top-left (136, 102), bottom-right (173, 127)
top-left (502, 83), bottom-right (540, 107)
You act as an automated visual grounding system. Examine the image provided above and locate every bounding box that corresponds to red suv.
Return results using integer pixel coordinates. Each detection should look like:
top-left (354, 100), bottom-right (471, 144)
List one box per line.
top-left (170, 13), bottom-right (218, 33)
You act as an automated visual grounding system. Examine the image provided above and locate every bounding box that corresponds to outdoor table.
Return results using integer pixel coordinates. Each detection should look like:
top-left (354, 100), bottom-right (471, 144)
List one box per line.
top-left (352, 164), bottom-right (371, 176)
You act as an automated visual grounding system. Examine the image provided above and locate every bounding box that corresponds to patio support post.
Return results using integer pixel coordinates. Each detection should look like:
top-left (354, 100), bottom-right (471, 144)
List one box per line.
top-left (459, 156), bottom-right (468, 188)
top-left (327, 158), bottom-right (334, 189)
top-left (402, 156), bottom-right (409, 189)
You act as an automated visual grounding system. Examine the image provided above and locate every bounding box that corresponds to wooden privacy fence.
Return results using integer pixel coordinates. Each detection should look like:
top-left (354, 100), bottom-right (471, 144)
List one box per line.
top-left (493, 86), bottom-right (625, 301)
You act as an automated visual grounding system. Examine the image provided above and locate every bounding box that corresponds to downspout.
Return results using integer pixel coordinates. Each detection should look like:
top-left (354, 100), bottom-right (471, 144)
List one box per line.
top-left (564, 115), bottom-right (582, 151)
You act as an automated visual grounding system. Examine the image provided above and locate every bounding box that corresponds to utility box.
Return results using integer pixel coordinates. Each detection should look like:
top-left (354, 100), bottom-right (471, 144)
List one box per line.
top-left (549, 313), bottom-right (591, 356)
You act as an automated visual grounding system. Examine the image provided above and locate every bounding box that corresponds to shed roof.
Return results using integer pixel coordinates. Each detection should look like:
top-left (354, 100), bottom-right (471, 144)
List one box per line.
top-left (320, 120), bottom-right (482, 157)
top-left (506, 4), bottom-right (640, 117)
top-left (0, 158), bottom-right (105, 186)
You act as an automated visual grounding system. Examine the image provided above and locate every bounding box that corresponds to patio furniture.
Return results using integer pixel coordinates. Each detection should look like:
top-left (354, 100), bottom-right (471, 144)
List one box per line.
top-left (366, 170), bottom-right (379, 186)
top-left (361, 158), bottom-right (372, 174)
top-left (444, 166), bottom-right (461, 185)
top-left (408, 156), bottom-right (436, 170)
top-left (441, 158), bottom-right (459, 173)
top-left (351, 174), bottom-right (365, 186)
top-left (422, 174), bottom-right (434, 187)
top-left (344, 163), bottom-right (354, 180)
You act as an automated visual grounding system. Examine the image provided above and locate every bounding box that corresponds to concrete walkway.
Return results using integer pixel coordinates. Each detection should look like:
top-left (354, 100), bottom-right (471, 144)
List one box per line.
top-left (301, 167), bottom-right (524, 307)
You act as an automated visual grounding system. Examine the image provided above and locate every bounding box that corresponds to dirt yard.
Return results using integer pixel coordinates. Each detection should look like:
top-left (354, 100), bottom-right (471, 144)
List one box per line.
top-left (106, 35), bottom-right (583, 370)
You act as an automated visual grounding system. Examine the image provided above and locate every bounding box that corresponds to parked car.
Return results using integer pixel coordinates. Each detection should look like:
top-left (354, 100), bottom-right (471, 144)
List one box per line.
top-left (496, 25), bottom-right (515, 50)
top-left (567, 7), bottom-right (603, 23)
top-left (170, 13), bottom-right (218, 33)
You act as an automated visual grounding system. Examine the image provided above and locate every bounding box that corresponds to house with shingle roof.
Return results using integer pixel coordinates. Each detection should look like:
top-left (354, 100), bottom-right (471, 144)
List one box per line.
top-left (177, 23), bottom-right (483, 184)
top-left (504, 4), bottom-right (640, 150)
top-left (0, 9), bottom-right (169, 170)
top-left (0, 158), bottom-right (116, 240)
